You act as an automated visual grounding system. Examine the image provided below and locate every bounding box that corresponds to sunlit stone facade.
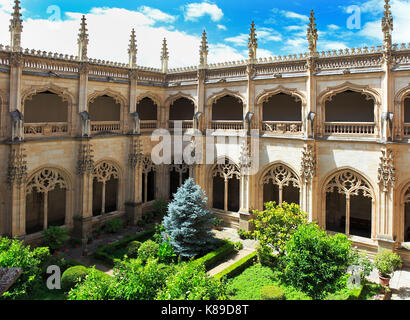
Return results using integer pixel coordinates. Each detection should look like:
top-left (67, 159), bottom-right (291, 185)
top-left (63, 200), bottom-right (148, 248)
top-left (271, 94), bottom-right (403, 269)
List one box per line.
top-left (1, 0), bottom-right (410, 265)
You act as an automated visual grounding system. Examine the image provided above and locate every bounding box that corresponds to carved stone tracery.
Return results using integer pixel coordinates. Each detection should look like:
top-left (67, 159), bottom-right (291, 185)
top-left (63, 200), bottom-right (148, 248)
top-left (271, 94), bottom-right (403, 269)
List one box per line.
top-left (26, 168), bottom-right (67, 194)
top-left (378, 148), bottom-right (395, 192)
top-left (262, 164), bottom-right (300, 189)
top-left (326, 170), bottom-right (373, 199)
top-left (212, 159), bottom-right (241, 181)
top-left (301, 145), bottom-right (316, 183)
top-left (7, 147), bottom-right (27, 186)
top-left (93, 162), bottom-right (119, 183)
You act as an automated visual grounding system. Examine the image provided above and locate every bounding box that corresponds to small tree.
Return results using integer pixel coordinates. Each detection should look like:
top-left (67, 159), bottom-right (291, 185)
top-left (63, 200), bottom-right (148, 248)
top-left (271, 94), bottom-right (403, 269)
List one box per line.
top-left (163, 178), bottom-right (215, 258)
top-left (250, 202), bottom-right (308, 256)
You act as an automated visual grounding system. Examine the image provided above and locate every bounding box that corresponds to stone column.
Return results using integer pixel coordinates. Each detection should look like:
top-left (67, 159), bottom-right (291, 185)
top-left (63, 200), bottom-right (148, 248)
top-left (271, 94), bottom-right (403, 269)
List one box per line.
top-left (73, 140), bottom-right (94, 240)
top-left (126, 136), bottom-right (143, 225)
top-left (300, 144), bottom-right (316, 222)
top-left (377, 147), bottom-right (396, 248)
top-left (7, 144), bottom-right (27, 237)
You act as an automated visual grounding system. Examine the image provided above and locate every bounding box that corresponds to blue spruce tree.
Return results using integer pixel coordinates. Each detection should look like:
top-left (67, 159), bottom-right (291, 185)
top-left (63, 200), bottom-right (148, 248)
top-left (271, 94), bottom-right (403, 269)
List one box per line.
top-left (163, 178), bottom-right (216, 258)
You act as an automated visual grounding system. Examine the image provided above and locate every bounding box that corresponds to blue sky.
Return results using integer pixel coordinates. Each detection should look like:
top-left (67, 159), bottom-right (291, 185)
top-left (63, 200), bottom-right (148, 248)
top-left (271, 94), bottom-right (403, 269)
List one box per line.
top-left (0, 0), bottom-right (409, 68)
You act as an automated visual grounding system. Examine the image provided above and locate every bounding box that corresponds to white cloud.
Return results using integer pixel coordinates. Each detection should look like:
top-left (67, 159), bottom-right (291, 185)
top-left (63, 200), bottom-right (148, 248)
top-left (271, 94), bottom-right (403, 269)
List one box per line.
top-left (184, 2), bottom-right (223, 22)
top-left (280, 10), bottom-right (309, 22)
top-left (327, 24), bottom-right (340, 31)
top-left (217, 24), bottom-right (227, 31)
top-left (225, 34), bottom-right (248, 46)
top-left (138, 6), bottom-right (177, 24)
top-left (0, 6), bottom-right (244, 68)
top-left (359, 0), bottom-right (410, 44)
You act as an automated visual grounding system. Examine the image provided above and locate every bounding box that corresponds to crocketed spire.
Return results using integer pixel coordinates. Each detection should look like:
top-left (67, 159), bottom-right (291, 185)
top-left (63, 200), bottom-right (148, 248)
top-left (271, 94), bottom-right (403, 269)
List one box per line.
top-left (9, 0), bottom-right (23, 50)
top-left (78, 15), bottom-right (89, 61)
top-left (248, 21), bottom-right (257, 62)
top-left (307, 10), bottom-right (318, 56)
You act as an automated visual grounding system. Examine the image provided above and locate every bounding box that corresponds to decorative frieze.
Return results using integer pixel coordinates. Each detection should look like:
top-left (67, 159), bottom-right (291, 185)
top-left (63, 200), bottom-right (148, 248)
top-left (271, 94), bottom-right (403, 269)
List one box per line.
top-left (378, 148), bottom-right (396, 192)
top-left (129, 138), bottom-right (143, 169)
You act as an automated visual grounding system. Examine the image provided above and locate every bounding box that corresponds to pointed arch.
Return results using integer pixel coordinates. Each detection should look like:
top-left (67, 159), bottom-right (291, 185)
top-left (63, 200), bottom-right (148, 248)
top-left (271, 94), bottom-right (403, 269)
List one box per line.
top-left (398, 180), bottom-right (410, 242)
top-left (136, 91), bottom-right (163, 107)
top-left (25, 165), bottom-right (72, 234)
top-left (394, 83), bottom-right (410, 138)
top-left (88, 88), bottom-right (127, 106)
top-left (206, 89), bottom-right (246, 109)
top-left (256, 86), bottom-right (307, 106)
top-left (321, 167), bottom-right (375, 239)
top-left (258, 162), bottom-right (301, 207)
top-left (165, 92), bottom-right (197, 108)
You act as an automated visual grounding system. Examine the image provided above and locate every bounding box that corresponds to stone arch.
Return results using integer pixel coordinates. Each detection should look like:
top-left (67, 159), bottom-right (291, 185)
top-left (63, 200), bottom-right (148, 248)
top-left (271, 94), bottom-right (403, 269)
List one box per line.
top-left (165, 92), bottom-right (197, 108)
top-left (321, 167), bottom-right (375, 239)
top-left (399, 181), bottom-right (410, 242)
top-left (258, 162), bottom-right (301, 207)
top-left (92, 159), bottom-right (122, 216)
top-left (21, 84), bottom-right (75, 134)
top-left (141, 155), bottom-right (157, 203)
top-left (136, 92), bottom-right (162, 123)
top-left (25, 166), bottom-right (72, 234)
top-left (318, 82), bottom-right (381, 136)
top-left (88, 89), bottom-right (128, 133)
top-left (394, 84), bottom-right (410, 137)
top-left (136, 92), bottom-right (163, 107)
top-left (209, 157), bottom-right (241, 213)
top-left (207, 89), bottom-right (246, 123)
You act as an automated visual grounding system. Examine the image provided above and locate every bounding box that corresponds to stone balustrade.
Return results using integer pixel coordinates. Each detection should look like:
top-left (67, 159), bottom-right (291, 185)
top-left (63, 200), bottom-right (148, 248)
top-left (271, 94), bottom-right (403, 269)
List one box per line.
top-left (210, 121), bottom-right (244, 131)
top-left (91, 121), bottom-right (121, 133)
top-left (168, 120), bottom-right (194, 130)
top-left (140, 120), bottom-right (158, 131)
top-left (324, 122), bottom-right (376, 135)
top-left (404, 124), bottom-right (410, 137)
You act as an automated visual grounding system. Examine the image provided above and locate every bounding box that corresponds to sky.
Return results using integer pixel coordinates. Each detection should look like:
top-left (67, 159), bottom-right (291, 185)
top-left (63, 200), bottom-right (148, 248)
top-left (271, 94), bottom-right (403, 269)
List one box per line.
top-left (0, 0), bottom-right (409, 68)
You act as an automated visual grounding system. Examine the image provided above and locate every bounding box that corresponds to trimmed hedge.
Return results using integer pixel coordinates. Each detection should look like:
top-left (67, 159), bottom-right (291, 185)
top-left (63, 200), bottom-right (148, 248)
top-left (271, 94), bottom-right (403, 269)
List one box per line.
top-left (61, 266), bottom-right (89, 292)
top-left (214, 251), bottom-right (257, 280)
top-left (194, 240), bottom-right (236, 271)
top-left (93, 227), bottom-right (156, 266)
top-left (261, 286), bottom-right (286, 300)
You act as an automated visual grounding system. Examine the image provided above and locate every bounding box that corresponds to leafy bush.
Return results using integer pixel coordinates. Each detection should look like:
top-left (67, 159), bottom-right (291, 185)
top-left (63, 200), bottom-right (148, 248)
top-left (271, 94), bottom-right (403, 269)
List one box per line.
top-left (256, 243), bottom-right (278, 268)
top-left (152, 199), bottom-right (168, 218)
top-left (142, 212), bottom-right (155, 224)
top-left (126, 241), bottom-right (142, 259)
top-left (164, 178), bottom-right (216, 258)
top-left (374, 250), bottom-right (402, 278)
top-left (349, 249), bottom-right (374, 280)
top-left (0, 237), bottom-right (50, 299)
top-left (237, 229), bottom-right (253, 240)
top-left (157, 262), bottom-right (226, 300)
top-left (136, 219), bottom-right (146, 228)
top-left (261, 286), bottom-right (286, 300)
top-left (41, 226), bottom-right (70, 251)
top-left (104, 218), bottom-right (123, 234)
top-left (109, 259), bottom-right (170, 300)
top-left (67, 267), bottom-right (112, 300)
top-left (283, 223), bottom-right (352, 299)
top-left (250, 202), bottom-right (308, 256)
top-left (233, 242), bottom-right (243, 251)
top-left (158, 237), bottom-right (177, 264)
top-left (138, 240), bottom-right (159, 264)
top-left (61, 266), bottom-right (89, 292)
top-left (153, 223), bottom-right (166, 244)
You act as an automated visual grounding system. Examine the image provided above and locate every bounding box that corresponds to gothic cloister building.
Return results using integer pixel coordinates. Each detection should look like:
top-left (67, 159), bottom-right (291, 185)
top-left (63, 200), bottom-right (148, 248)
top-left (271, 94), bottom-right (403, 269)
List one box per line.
top-left (1, 0), bottom-right (410, 265)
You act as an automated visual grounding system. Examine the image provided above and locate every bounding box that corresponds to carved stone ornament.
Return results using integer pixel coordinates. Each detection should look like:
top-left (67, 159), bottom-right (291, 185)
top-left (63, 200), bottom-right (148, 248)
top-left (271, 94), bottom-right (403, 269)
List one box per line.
top-left (93, 162), bottom-right (119, 183)
top-left (7, 147), bottom-right (27, 186)
top-left (262, 164), bottom-right (300, 189)
top-left (212, 159), bottom-right (241, 181)
top-left (301, 145), bottom-right (316, 183)
top-left (77, 143), bottom-right (94, 175)
top-left (378, 148), bottom-right (396, 192)
top-left (129, 138), bottom-right (143, 169)
top-left (326, 170), bottom-right (373, 199)
top-left (26, 168), bottom-right (67, 194)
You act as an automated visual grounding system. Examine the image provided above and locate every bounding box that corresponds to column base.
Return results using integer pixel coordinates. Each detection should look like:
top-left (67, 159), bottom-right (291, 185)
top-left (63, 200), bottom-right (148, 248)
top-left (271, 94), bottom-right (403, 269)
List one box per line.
top-left (125, 202), bottom-right (143, 225)
top-left (376, 235), bottom-right (397, 252)
top-left (239, 211), bottom-right (253, 231)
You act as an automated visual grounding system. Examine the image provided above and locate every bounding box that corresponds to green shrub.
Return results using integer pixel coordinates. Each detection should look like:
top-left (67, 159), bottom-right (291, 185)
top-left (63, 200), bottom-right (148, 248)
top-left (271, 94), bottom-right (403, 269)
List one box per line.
top-left (158, 237), bottom-right (177, 264)
top-left (138, 240), bottom-right (159, 263)
top-left (194, 240), bottom-right (235, 270)
top-left (109, 259), bottom-right (170, 300)
top-left (136, 219), bottom-right (146, 227)
top-left (152, 199), bottom-right (168, 218)
top-left (374, 250), bottom-right (402, 278)
top-left (283, 223), bottom-right (352, 299)
top-left (104, 218), bottom-right (123, 234)
top-left (61, 266), bottom-right (89, 292)
top-left (261, 286), bottom-right (286, 300)
top-left (250, 202), bottom-right (308, 256)
top-left (67, 267), bottom-right (112, 300)
top-left (153, 223), bottom-right (166, 244)
top-left (157, 261), bottom-right (226, 300)
top-left (126, 241), bottom-right (142, 258)
top-left (0, 237), bottom-right (50, 299)
top-left (256, 244), bottom-right (278, 268)
top-left (233, 242), bottom-right (243, 251)
top-left (237, 229), bottom-right (253, 240)
top-left (142, 212), bottom-right (155, 223)
top-left (41, 226), bottom-right (70, 251)
top-left (214, 251), bottom-right (257, 281)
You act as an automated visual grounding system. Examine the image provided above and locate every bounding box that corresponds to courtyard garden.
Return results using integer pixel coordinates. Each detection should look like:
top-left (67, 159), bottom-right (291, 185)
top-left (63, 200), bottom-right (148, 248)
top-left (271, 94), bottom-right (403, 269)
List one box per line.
top-left (0, 179), bottom-right (403, 301)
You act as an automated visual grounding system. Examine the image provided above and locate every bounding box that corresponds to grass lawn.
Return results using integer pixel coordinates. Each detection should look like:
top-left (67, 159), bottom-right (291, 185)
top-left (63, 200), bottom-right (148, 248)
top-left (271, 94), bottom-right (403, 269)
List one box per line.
top-left (226, 264), bottom-right (384, 301)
